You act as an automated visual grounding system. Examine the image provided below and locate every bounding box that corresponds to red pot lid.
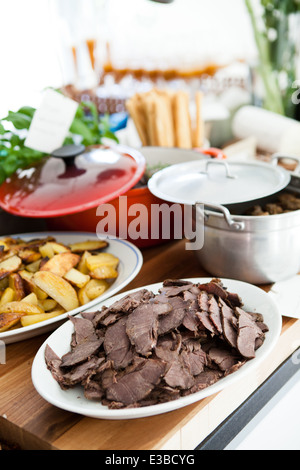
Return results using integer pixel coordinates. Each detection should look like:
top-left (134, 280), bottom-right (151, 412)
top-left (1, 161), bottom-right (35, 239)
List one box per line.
top-left (0, 144), bottom-right (146, 218)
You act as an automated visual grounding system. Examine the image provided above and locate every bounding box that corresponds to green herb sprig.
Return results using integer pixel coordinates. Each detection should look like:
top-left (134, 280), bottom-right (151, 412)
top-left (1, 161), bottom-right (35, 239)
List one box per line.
top-left (0, 100), bottom-right (119, 186)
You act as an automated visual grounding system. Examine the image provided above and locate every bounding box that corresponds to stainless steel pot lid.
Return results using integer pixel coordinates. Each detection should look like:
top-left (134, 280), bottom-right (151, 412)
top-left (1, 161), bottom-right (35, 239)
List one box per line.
top-left (147, 159), bottom-right (291, 205)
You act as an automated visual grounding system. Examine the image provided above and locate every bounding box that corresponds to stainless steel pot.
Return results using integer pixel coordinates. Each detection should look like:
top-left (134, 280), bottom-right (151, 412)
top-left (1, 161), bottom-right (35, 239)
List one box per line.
top-left (148, 156), bottom-right (300, 285)
top-left (195, 156), bottom-right (300, 284)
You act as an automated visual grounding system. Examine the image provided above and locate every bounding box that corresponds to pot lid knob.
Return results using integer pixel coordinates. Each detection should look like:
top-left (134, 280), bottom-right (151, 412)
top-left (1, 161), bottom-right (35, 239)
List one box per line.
top-left (52, 144), bottom-right (86, 166)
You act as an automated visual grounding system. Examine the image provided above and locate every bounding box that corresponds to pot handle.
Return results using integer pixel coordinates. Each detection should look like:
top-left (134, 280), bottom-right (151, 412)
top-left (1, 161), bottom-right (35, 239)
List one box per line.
top-left (199, 159), bottom-right (237, 179)
top-left (195, 202), bottom-right (245, 231)
top-left (271, 153), bottom-right (300, 173)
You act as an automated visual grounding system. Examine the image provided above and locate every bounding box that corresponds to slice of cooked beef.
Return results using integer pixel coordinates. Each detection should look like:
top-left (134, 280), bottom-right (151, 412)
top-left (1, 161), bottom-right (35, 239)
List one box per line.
top-left (163, 357), bottom-right (195, 390)
top-left (235, 307), bottom-right (265, 359)
top-left (157, 296), bottom-right (189, 335)
top-left (198, 290), bottom-right (209, 311)
top-left (163, 279), bottom-right (193, 287)
top-left (45, 344), bottom-right (70, 390)
top-left (126, 301), bottom-right (172, 356)
top-left (60, 339), bottom-right (103, 368)
top-left (184, 369), bottom-right (223, 395)
top-left (208, 295), bottom-right (223, 334)
top-left (61, 356), bottom-right (105, 387)
top-left (103, 317), bottom-right (134, 369)
top-left (198, 279), bottom-right (228, 301)
top-left (93, 289), bottom-right (154, 327)
top-left (105, 358), bottom-right (166, 406)
top-left (181, 341), bottom-right (207, 376)
top-left (208, 347), bottom-right (241, 372)
top-left (196, 311), bottom-right (218, 335)
top-left (218, 298), bottom-right (238, 349)
top-left (69, 316), bottom-right (99, 345)
top-left (159, 284), bottom-right (193, 298)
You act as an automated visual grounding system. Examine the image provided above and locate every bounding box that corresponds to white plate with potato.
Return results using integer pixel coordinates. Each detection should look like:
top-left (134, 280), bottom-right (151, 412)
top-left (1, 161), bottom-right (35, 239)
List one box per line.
top-left (0, 232), bottom-right (143, 344)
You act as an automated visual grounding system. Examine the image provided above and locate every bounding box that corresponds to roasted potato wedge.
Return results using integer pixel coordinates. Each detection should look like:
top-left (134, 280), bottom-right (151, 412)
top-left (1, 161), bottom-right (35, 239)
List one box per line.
top-left (69, 240), bottom-right (108, 253)
top-left (40, 252), bottom-right (80, 277)
top-left (77, 251), bottom-right (91, 275)
top-left (21, 292), bottom-right (38, 305)
top-left (90, 265), bottom-right (118, 279)
top-left (19, 269), bottom-right (48, 300)
top-left (0, 312), bottom-right (22, 332)
top-left (0, 287), bottom-right (15, 306)
top-left (0, 255), bottom-right (22, 280)
top-left (0, 301), bottom-right (44, 315)
top-left (63, 268), bottom-right (90, 288)
top-left (20, 310), bottom-right (65, 327)
top-left (85, 279), bottom-right (110, 300)
top-left (86, 253), bottom-right (119, 270)
top-left (9, 273), bottom-right (25, 301)
top-left (34, 271), bottom-right (79, 311)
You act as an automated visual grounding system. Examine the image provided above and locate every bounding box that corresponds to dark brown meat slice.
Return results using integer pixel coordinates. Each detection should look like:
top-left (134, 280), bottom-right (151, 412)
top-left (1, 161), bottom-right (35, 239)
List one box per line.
top-left (103, 317), bottom-right (134, 369)
top-left (105, 359), bottom-right (166, 405)
top-left (157, 296), bottom-right (189, 335)
top-left (181, 340), bottom-right (207, 376)
top-left (184, 370), bottom-right (223, 395)
top-left (44, 344), bottom-right (70, 390)
top-left (235, 307), bottom-right (265, 359)
top-left (60, 339), bottom-right (103, 368)
top-left (208, 347), bottom-right (240, 372)
top-left (61, 356), bottom-right (105, 387)
top-left (126, 301), bottom-right (172, 356)
top-left (198, 290), bottom-right (209, 311)
top-left (198, 279), bottom-right (228, 301)
top-left (69, 316), bottom-right (98, 345)
top-left (196, 311), bottom-right (218, 335)
top-left (218, 298), bottom-right (238, 348)
top-left (93, 289), bottom-right (154, 327)
top-left (208, 295), bottom-right (223, 334)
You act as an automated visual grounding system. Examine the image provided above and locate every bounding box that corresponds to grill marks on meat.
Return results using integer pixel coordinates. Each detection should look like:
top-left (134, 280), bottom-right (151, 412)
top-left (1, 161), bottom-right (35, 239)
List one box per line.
top-left (45, 279), bottom-right (268, 409)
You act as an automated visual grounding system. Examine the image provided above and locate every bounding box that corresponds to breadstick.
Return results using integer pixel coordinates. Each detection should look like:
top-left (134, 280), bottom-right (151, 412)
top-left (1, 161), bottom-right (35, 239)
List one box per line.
top-left (126, 96), bottom-right (149, 146)
top-left (172, 90), bottom-right (192, 148)
top-left (193, 91), bottom-right (205, 148)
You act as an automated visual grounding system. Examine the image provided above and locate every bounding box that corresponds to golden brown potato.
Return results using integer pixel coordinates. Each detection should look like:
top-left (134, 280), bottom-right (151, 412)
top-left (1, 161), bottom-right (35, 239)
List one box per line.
top-left (40, 252), bottom-right (80, 277)
top-left (85, 279), bottom-right (110, 300)
top-left (69, 240), bottom-right (108, 253)
top-left (33, 271), bottom-right (79, 312)
top-left (19, 270), bottom-right (48, 300)
top-left (0, 301), bottom-right (44, 315)
top-left (0, 255), bottom-right (22, 280)
top-left (0, 312), bottom-right (22, 332)
top-left (90, 265), bottom-right (118, 279)
top-left (20, 310), bottom-right (65, 327)
top-left (63, 268), bottom-right (90, 288)
top-left (9, 273), bottom-right (25, 301)
top-left (85, 253), bottom-right (119, 271)
top-left (0, 287), bottom-right (15, 306)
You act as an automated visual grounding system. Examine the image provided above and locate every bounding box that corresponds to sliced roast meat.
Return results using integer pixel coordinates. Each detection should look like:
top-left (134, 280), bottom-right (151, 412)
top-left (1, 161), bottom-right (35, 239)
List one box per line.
top-left (208, 295), bottom-right (223, 334)
top-left (219, 298), bottom-right (238, 349)
top-left (157, 296), bottom-right (189, 335)
top-left (103, 317), bottom-right (134, 369)
top-left (236, 307), bottom-right (265, 359)
top-left (45, 279), bottom-right (268, 409)
top-left (126, 301), bottom-right (172, 356)
top-left (208, 347), bottom-right (241, 372)
top-left (60, 338), bottom-right (103, 368)
top-left (69, 316), bottom-right (99, 346)
top-left (106, 359), bottom-right (166, 405)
